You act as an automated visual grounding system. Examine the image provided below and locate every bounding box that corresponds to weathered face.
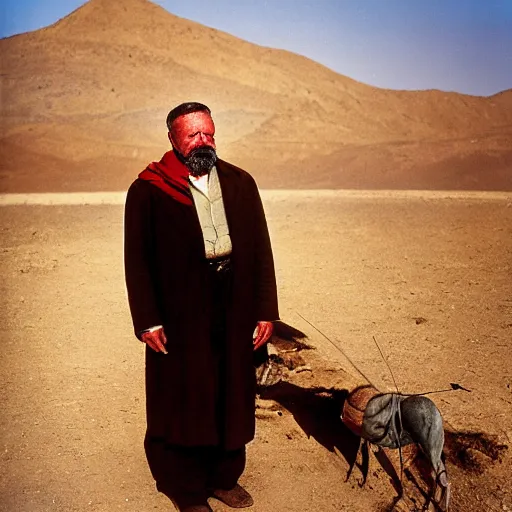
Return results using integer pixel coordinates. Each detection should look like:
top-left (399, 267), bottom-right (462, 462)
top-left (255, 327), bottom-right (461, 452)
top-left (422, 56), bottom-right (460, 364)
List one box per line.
top-left (169, 111), bottom-right (216, 157)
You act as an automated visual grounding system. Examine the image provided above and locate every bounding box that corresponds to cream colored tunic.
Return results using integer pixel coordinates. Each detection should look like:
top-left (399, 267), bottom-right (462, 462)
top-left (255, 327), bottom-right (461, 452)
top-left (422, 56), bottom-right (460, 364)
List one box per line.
top-left (189, 167), bottom-right (232, 259)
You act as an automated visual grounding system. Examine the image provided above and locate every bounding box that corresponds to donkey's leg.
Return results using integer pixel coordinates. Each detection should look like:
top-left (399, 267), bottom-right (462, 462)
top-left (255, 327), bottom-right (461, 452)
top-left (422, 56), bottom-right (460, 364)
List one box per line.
top-left (345, 436), bottom-right (361, 482)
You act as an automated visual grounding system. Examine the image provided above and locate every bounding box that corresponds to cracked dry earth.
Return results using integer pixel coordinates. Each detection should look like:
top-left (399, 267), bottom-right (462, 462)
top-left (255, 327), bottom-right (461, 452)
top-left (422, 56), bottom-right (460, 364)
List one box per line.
top-left (1, 192), bottom-right (511, 512)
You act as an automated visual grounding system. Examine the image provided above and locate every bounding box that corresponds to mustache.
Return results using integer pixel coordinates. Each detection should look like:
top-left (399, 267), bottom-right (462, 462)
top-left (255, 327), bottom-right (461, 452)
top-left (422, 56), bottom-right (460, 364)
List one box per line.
top-left (189, 145), bottom-right (216, 158)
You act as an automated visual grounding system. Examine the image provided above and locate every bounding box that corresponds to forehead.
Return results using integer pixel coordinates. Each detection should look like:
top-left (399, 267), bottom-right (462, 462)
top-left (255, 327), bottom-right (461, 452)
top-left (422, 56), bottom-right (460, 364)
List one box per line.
top-left (172, 111), bottom-right (215, 134)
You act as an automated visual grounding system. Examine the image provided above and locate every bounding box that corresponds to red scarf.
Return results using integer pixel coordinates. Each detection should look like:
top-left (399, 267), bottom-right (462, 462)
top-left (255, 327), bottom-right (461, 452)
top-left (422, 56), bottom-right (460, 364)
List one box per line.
top-left (138, 150), bottom-right (193, 205)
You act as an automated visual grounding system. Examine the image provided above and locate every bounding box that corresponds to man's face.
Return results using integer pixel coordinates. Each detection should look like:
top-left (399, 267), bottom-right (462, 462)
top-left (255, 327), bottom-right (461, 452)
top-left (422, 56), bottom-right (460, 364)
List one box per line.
top-left (169, 111), bottom-right (216, 158)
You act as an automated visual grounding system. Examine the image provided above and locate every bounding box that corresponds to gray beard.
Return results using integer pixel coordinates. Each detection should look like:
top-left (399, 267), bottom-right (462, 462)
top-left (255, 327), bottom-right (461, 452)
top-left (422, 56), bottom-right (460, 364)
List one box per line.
top-left (185, 146), bottom-right (217, 177)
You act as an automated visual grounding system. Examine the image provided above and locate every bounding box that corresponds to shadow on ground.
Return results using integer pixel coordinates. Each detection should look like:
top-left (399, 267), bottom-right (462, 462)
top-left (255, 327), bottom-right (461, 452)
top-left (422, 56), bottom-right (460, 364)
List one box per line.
top-left (258, 383), bottom-right (357, 473)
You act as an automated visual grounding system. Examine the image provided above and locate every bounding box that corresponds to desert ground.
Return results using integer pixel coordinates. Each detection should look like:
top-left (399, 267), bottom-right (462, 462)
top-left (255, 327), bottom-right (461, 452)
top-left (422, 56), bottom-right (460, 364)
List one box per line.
top-left (1, 191), bottom-right (511, 512)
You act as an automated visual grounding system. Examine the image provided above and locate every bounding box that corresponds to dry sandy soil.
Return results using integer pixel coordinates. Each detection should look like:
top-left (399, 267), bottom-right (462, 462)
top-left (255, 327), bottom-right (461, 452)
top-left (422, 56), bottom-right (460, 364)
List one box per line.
top-left (1, 191), bottom-right (511, 512)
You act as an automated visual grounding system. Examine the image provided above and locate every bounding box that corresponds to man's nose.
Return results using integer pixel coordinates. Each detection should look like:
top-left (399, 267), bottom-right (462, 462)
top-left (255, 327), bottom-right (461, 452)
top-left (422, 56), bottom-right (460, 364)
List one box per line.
top-left (199, 132), bottom-right (208, 143)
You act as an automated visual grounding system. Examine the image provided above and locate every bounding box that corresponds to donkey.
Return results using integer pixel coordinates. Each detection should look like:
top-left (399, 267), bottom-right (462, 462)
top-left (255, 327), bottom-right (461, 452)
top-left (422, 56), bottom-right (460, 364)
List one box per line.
top-left (342, 385), bottom-right (451, 511)
top-left (296, 314), bottom-right (452, 510)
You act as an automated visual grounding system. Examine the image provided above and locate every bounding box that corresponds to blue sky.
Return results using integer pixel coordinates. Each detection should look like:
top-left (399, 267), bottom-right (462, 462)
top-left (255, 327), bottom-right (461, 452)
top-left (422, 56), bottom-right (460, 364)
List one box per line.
top-left (1, 0), bottom-right (511, 96)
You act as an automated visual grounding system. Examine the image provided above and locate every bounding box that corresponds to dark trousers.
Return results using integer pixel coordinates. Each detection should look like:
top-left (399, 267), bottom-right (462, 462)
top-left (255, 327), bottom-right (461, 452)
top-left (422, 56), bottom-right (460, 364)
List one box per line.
top-left (146, 438), bottom-right (246, 508)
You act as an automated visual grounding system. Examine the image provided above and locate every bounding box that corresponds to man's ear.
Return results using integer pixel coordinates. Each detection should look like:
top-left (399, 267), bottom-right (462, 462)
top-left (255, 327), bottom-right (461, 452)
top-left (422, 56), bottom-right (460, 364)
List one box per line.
top-left (167, 131), bottom-right (174, 146)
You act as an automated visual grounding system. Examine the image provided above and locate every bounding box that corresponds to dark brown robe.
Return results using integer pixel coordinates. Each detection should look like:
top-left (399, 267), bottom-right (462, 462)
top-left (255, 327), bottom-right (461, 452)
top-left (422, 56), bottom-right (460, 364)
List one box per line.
top-left (124, 159), bottom-right (279, 450)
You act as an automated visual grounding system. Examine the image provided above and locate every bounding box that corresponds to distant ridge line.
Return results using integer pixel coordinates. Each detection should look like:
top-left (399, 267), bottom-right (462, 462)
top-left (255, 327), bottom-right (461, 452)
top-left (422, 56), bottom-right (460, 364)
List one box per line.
top-left (0, 190), bottom-right (511, 206)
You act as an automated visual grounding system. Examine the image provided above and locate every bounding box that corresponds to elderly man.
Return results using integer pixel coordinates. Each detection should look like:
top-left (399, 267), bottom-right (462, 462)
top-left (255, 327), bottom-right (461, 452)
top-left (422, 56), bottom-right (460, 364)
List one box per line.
top-left (124, 102), bottom-right (279, 512)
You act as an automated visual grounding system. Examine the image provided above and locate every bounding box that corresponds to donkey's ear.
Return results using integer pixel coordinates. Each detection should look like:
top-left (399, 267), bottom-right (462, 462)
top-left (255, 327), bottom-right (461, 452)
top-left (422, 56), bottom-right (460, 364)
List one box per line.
top-left (450, 382), bottom-right (471, 392)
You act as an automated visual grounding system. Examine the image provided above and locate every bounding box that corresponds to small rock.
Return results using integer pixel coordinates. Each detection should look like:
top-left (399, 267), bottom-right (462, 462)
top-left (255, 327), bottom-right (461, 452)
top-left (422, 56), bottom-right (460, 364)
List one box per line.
top-left (293, 365), bottom-right (312, 374)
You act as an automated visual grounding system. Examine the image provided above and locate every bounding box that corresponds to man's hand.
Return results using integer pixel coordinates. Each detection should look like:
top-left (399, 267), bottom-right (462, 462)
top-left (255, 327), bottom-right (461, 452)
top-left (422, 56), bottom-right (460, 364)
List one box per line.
top-left (253, 321), bottom-right (273, 351)
top-left (141, 327), bottom-right (168, 354)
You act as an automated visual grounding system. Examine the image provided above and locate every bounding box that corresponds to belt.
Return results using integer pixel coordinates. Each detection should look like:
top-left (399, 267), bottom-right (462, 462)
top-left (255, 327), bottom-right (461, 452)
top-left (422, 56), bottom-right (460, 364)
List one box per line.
top-left (207, 256), bottom-right (232, 273)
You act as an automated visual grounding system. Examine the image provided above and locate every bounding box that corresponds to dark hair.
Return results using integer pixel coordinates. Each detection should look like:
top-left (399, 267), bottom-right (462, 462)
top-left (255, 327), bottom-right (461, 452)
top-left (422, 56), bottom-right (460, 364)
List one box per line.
top-left (166, 102), bottom-right (211, 131)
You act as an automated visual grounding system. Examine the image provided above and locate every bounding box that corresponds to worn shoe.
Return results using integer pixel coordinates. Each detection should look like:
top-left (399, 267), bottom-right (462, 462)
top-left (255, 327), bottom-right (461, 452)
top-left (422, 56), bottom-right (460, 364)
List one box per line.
top-left (212, 484), bottom-right (254, 508)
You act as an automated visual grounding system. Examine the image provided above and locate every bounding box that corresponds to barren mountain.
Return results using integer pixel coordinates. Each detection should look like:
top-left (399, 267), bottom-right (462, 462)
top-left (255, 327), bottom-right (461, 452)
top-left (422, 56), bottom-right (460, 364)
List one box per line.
top-left (1, 0), bottom-right (511, 192)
